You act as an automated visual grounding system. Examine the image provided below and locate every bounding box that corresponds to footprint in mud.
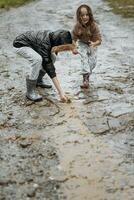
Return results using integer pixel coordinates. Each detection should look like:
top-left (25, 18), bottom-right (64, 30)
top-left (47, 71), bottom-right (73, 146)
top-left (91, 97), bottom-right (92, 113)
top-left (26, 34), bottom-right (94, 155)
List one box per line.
top-left (74, 89), bottom-right (99, 105)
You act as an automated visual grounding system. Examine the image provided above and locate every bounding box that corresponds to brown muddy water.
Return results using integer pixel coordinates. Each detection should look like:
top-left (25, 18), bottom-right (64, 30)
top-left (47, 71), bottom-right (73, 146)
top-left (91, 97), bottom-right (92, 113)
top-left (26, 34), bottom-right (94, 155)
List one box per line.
top-left (0, 0), bottom-right (134, 199)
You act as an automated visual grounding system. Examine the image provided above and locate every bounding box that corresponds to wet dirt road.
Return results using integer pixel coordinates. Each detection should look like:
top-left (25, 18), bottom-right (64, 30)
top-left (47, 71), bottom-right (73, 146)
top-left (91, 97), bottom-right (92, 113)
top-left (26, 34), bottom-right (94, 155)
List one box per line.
top-left (0, 0), bottom-right (134, 199)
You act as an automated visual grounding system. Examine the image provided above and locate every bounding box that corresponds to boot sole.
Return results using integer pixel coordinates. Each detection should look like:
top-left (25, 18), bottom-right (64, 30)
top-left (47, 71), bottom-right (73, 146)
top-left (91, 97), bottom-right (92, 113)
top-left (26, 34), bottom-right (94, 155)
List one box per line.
top-left (80, 85), bottom-right (89, 89)
top-left (26, 96), bottom-right (43, 102)
top-left (36, 85), bottom-right (52, 89)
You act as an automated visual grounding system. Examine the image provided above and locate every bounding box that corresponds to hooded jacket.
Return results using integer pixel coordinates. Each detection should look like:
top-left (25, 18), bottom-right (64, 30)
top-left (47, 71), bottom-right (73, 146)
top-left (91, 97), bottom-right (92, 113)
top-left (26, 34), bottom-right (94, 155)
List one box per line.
top-left (13, 30), bottom-right (72, 78)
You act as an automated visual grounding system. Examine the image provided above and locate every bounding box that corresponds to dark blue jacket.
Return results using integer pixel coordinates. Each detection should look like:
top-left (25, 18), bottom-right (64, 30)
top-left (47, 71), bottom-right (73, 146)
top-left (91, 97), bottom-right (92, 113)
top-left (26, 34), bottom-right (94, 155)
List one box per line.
top-left (13, 30), bottom-right (72, 78)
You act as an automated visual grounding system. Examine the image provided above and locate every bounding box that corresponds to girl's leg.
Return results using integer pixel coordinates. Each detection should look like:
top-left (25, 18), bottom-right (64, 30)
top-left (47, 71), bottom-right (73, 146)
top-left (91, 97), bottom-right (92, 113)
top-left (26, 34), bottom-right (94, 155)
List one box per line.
top-left (81, 46), bottom-right (97, 89)
top-left (80, 73), bottom-right (90, 89)
top-left (87, 47), bottom-right (97, 74)
top-left (77, 42), bottom-right (91, 88)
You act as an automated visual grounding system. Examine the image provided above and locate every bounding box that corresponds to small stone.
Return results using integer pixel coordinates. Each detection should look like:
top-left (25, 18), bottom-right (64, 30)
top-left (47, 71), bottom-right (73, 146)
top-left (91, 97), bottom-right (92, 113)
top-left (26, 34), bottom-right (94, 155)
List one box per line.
top-left (7, 86), bottom-right (14, 91)
top-left (49, 176), bottom-right (54, 180)
top-left (27, 188), bottom-right (36, 197)
top-left (33, 183), bottom-right (39, 188)
top-left (19, 140), bottom-right (32, 148)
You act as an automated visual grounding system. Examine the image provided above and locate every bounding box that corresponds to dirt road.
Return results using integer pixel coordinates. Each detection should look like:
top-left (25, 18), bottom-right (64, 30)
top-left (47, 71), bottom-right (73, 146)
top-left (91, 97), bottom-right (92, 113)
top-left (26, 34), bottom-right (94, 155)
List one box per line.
top-left (0, 0), bottom-right (134, 199)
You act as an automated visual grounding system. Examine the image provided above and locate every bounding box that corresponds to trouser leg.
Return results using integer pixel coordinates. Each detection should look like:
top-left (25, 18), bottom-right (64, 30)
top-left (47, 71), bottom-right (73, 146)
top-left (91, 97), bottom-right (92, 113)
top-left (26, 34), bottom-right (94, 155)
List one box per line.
top-left (80, 73), bottom-right (90, 89)
top-left (15, 47), bottom-right (42, 79)
top-left (36, 69), bottom-right (52, 88)
top-left (14, 47), bottom-right (43, 101)
top-left (77, 42), bottom-right (97, 89)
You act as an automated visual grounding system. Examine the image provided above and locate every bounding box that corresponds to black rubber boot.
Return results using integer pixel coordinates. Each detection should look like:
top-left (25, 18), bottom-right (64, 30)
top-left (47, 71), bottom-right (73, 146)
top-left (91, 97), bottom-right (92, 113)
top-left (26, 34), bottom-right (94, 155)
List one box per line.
top-left (80, 73), bottom-right (90, 89)
top-left (36, 69), bottom-right (52, 89)
top-left (26, 76), bottom-right (42, 101)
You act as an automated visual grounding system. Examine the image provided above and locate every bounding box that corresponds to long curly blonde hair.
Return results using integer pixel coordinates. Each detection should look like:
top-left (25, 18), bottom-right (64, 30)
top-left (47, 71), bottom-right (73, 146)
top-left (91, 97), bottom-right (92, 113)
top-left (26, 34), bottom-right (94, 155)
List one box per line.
top-left (76, 4), bottom-right (95, 26)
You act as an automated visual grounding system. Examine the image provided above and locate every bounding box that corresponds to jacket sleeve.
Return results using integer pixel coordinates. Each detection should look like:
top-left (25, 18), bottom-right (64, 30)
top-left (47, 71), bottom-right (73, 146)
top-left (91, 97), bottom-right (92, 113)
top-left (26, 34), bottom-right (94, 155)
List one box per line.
top-left (91, 23), bottom-right (102, 42)
top-left (72, 24), bottom-right (80, 41)
top-left (42, 59), bottom-right (56, 79)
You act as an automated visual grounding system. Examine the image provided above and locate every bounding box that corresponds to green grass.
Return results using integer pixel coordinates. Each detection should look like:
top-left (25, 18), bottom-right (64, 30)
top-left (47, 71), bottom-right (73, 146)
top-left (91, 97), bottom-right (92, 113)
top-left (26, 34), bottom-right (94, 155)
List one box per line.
top-left (1, 0), bottom-right (134, 18)
top-left (0, 0), bottom-right (35, 9)
top-left (105, 0), bottom-right (134, 18)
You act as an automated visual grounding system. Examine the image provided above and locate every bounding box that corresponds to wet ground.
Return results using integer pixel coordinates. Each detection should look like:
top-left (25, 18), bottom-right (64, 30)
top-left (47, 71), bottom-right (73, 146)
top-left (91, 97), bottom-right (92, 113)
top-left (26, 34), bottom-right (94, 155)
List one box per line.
top-left (0, 0), bottom-right (134, 199)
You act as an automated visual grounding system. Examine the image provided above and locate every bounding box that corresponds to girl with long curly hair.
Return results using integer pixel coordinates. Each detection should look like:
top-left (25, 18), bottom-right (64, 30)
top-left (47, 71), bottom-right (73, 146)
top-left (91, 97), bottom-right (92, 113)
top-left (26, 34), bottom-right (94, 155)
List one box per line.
top-left (72, 4), bottom-right (102, 88)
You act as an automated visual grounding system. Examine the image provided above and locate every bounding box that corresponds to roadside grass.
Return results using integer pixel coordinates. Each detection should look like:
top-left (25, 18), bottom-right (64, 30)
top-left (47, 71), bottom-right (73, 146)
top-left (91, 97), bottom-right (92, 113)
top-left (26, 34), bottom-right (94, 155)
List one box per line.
top-left (0, 0), bottom-right (35, 9)
top-left (105, 0), bottom-right (134, 18)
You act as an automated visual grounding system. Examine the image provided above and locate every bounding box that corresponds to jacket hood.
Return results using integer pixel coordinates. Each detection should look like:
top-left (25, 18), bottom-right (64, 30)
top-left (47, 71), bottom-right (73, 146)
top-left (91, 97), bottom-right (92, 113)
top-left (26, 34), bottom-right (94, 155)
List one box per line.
top-left (50, 30), bottom-right (72, 47)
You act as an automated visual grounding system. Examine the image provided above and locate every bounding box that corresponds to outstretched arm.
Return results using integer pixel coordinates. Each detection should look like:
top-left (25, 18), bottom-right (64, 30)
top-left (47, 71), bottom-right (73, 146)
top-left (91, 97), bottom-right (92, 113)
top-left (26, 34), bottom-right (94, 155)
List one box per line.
top-left (51, 43), bottom-right (76, 55)
top-left (52, 76), bottom-right (69, 103)
top-left (72, 40), bottom-right (79, 55)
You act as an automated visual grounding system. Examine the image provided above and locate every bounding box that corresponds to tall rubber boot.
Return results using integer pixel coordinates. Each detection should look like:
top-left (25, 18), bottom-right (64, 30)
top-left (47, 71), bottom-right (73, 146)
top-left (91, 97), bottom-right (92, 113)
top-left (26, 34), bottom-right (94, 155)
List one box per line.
top-left (36, 69), bottom-right (52, 89)
top-left (26, 76), bottom-right (42, 101)
top-left (80, 73), bottom-right (90, 89)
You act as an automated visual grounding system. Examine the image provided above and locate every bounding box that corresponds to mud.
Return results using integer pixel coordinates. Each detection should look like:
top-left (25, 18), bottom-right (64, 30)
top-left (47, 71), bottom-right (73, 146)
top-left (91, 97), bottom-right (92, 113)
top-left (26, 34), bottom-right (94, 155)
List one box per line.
top-left (0, 0), bottom-right (134, 199)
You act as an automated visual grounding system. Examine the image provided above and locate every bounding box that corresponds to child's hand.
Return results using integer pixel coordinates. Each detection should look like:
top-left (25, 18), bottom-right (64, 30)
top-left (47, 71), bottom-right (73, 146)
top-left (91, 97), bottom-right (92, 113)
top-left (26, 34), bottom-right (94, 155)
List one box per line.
top-left (51, 46), bottom-right (58, 55)
top-left (89, 40), bottom-right (101, 48)
top-left (60, 94), bottom-right (71, 103)
top-left (89, 41), bottom-right (96, 48)
top-left (72, 48), bottom-right (79, 55)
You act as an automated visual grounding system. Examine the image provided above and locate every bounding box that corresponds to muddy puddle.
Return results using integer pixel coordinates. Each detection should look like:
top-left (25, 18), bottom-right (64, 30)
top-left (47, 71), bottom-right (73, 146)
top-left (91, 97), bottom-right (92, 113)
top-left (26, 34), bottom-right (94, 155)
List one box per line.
top-left (0, 0), bottom-right (134, 199)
